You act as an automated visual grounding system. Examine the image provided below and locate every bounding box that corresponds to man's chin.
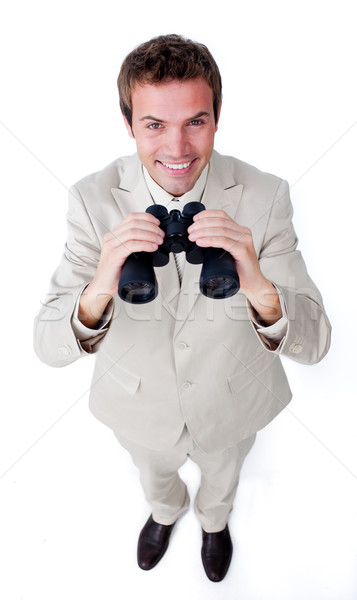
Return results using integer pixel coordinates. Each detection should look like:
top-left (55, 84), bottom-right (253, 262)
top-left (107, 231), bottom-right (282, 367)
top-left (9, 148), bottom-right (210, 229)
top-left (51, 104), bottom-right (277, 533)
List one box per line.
top-left (151, 160), bottom-right (201, 196)
top-left (157, 172), bottom-right (199, 197)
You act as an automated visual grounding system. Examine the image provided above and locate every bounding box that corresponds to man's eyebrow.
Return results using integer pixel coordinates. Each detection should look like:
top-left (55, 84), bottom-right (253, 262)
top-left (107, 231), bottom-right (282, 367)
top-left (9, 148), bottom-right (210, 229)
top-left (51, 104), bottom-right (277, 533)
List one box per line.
top-left (139, 111), bottom-right (211, 122)
top-left (189, 111), bottom-right (211, 120)
top-left (139, 115), bottom-right (165, 122)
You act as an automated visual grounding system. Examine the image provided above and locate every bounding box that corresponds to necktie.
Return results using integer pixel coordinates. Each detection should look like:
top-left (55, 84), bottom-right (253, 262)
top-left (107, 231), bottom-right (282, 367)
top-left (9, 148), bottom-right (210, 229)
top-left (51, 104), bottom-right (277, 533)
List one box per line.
top-left (168, 198), bottom-right (186, 284)
top-left (174, 251), bottom-right (185, 284)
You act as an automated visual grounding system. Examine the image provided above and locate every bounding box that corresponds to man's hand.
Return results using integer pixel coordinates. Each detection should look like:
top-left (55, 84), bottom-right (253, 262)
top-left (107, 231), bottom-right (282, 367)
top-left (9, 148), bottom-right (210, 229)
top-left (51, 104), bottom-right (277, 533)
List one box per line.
top-left (78, 212), bottom-right (165, 328)
top-left (187, 209), bottom-right (282, 326)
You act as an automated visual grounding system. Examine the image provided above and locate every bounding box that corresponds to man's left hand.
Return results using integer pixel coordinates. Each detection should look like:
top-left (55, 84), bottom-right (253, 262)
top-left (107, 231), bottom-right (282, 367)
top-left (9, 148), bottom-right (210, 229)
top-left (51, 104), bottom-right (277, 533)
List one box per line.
top-left (187, 209), bottom-right (282, 326)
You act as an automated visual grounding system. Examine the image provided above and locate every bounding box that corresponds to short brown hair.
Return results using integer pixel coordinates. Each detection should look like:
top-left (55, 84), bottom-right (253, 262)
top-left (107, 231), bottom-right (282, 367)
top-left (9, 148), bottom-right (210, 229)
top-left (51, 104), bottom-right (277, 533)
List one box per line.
top-left (118, 34), bottom-right (222, 127)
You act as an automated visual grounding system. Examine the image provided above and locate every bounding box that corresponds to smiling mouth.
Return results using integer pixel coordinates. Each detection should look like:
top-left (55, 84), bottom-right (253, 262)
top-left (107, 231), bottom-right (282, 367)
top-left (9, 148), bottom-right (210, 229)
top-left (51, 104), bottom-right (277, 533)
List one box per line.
top-left (159, 160), bottom-right (194, 170)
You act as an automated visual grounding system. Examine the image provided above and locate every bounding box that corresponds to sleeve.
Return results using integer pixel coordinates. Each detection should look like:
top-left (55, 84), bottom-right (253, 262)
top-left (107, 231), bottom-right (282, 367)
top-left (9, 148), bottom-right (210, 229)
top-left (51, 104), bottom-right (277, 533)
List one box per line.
top-left (33, 185), bottom-right (112, 367)
top-left (71, 286), bottom-right (114, 353)
top-left (247, 283), bottom-right (288, 350)
top-left (249, 179), bottom-right (331, 364)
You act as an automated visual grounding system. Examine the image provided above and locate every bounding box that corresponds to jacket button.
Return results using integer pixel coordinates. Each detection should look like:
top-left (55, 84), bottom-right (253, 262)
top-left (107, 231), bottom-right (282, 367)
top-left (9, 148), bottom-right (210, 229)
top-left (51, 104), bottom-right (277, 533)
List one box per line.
top-left (59, 345), bottom-right (72, 356)
top-left (182, 381), bottom-right (192, 391)
top-left (177, 341), bottom-right (188, 350)
top-left (289, 343), bottom-right (303, 354)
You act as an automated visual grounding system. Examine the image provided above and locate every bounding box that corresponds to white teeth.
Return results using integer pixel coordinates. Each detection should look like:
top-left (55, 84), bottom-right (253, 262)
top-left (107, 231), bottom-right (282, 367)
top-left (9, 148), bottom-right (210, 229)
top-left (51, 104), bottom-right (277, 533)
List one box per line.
top-left (162, 161), bottom-right (192, 170)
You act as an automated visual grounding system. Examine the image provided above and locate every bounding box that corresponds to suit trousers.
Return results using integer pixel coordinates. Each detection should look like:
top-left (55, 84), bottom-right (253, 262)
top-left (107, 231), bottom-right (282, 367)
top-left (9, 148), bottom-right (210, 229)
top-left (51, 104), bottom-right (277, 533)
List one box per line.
top-left (114, 426), bottom-right (256, 533)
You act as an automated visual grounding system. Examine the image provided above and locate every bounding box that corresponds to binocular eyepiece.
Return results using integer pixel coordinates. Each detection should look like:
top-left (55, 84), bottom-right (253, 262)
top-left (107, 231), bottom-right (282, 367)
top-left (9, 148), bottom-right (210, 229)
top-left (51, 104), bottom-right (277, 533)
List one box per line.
top-left (118, 202), bottom-right (240, 304)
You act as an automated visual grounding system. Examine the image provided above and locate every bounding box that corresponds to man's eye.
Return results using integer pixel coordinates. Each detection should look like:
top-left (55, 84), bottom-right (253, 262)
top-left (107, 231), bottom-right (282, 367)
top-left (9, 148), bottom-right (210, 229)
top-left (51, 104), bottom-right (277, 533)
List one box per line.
top-left (147, 123), bottom-right (162, 130)
top-left (189, 119), bottom-right (204, 126)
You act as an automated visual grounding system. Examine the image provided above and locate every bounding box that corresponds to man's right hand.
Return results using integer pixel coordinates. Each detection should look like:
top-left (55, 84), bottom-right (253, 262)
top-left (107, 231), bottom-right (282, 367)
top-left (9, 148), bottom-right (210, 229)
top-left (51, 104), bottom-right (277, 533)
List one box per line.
top-left (78, 212), bottom-right (164, 328)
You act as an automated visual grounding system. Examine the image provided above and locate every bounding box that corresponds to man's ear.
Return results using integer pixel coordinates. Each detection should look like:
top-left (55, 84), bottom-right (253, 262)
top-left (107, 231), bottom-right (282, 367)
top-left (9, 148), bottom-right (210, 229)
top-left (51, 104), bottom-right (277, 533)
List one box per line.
top-left (123, 115), bottom-right (135, 139)
top-left (214, 101), bottom-right (222, 133)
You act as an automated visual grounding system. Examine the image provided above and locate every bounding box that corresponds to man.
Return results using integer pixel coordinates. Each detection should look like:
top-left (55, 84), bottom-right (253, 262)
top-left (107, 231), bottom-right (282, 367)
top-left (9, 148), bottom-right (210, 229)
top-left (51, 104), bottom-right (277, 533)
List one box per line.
top-left (34, 34), bottom-right (331, 582)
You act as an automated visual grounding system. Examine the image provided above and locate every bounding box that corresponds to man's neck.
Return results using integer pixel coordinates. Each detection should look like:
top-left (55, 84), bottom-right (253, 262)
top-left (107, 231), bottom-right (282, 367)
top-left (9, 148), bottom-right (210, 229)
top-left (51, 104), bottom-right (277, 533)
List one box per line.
top-left (143, 165), bottom-right (209, 208)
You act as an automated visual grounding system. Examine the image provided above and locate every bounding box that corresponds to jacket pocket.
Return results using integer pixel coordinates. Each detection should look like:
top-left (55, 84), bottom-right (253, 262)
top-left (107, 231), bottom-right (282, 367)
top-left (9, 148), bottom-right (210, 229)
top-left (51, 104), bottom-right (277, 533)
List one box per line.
top-left (97, 351), bottom-right (141, 396)
top-left (113, 363), bottom-right (141, 395)
top-left (227, 348), bottom-right (276, 395)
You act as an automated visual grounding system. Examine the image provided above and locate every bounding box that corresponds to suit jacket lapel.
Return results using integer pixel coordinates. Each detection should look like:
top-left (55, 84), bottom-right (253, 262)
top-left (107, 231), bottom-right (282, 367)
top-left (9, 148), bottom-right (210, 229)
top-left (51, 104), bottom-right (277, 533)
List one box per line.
top-left (110, 155), bottom-right (181, 316)
top-left (202, 151), bottom-right (244, 218)
top-left (110, 154), bottom-right (152, 217)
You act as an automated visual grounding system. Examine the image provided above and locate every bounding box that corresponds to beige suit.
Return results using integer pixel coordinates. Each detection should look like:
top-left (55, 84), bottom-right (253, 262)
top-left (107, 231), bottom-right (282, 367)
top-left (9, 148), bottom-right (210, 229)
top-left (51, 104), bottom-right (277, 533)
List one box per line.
top-left (34, 151), bottom-right (331, 456)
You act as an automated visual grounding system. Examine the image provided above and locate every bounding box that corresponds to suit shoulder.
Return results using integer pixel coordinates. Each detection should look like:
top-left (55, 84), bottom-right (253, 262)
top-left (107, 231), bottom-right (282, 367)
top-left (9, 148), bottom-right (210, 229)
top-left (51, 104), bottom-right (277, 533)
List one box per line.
top-left (212, 151), bottom-right (285, 193)
top-left (71, 154), bottom-right (137, 197)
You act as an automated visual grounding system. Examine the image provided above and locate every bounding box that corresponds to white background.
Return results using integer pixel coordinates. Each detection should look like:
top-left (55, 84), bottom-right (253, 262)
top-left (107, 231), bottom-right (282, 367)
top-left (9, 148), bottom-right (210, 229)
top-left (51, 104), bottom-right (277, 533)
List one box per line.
top-left (1, 1), bottom-right (356, 598)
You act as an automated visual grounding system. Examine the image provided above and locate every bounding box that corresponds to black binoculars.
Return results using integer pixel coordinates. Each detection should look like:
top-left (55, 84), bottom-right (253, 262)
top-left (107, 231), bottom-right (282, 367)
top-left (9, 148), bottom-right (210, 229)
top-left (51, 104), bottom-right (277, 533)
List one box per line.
top-left (118, 202), bottom-right (240, 304)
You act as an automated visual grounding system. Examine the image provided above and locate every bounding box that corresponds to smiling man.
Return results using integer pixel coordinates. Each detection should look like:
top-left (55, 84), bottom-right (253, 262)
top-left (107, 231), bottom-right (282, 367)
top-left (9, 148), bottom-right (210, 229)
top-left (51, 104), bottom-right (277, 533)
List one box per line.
top-left (34, 35), bottom-right (331, 582)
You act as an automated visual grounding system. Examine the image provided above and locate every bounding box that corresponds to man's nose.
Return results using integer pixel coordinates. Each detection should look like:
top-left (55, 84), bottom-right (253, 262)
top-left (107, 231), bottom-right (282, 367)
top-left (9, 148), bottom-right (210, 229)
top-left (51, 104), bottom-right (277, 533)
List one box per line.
top-left (164, 127), bottom-right (190, 157)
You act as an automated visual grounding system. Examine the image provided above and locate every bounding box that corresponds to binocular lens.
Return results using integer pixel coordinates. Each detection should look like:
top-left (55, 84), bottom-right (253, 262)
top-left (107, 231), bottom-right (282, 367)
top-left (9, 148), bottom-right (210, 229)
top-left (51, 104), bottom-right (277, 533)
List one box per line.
top-left (118, 252), bottom-right (158, 303)
top-left (120, 281), bottom-right (156, 304)
top-left (201, 276), bottom-right (238, 298)
top-left (199, 248), bottom-right (240, 299)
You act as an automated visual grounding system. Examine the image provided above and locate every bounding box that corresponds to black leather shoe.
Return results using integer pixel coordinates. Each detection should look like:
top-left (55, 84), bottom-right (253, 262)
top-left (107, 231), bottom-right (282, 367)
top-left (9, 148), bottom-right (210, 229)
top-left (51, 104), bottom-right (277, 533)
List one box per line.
top-left (137, 515), bottom-right (176, 570)
top-left (201, 525), bottom-right (233, 582)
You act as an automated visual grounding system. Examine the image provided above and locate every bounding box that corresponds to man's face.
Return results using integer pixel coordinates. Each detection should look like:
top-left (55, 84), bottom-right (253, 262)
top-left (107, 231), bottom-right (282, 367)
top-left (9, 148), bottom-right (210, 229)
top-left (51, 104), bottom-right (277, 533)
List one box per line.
top-left (124, 78), bottom-right (220, 197)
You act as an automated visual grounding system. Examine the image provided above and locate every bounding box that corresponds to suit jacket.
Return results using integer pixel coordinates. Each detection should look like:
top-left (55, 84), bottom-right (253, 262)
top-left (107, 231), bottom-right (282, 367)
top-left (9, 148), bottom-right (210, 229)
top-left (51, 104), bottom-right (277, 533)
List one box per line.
top-left (34, 151), bottom-right (331, 452)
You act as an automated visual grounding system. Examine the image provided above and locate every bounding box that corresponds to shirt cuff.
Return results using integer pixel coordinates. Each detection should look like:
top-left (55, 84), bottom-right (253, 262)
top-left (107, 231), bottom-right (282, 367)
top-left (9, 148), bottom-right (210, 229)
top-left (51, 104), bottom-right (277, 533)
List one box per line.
top-left (71, 286), bottom-right (114, 341)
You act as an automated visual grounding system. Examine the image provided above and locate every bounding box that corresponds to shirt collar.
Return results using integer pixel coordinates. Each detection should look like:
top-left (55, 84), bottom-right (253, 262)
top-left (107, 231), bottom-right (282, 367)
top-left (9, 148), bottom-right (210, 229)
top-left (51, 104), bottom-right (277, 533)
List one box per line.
top-left (142, 165), bottom-right (209, 212)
